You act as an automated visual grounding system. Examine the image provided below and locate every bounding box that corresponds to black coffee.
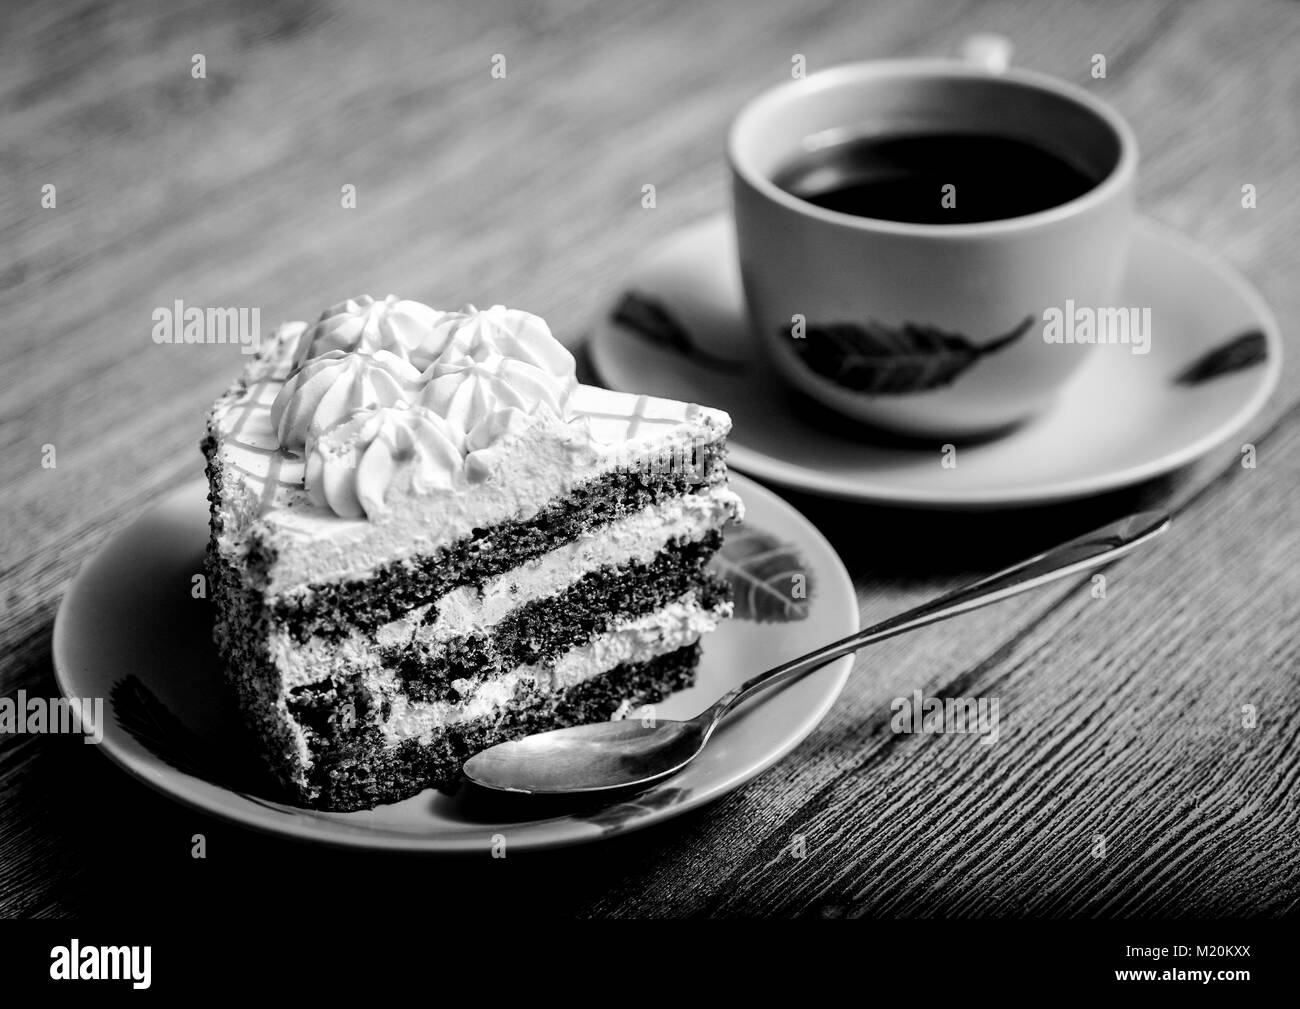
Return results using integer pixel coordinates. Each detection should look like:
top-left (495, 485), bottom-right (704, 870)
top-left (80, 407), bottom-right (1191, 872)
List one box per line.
top-left (773, 132), bottom-right (1098, 224)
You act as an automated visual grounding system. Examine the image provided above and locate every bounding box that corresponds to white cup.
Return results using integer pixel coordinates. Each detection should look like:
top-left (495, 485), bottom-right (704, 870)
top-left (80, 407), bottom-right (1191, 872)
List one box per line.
top-left (729, 59), bottom-right (1138, 437)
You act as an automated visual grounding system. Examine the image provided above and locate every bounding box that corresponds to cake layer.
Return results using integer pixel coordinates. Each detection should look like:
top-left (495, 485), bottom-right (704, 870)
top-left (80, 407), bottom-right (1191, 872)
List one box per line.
top-left (262, 444), bottom-right (733, 642)
top-left (389, 487), bottom-right (738, 645)
top-left (383, 544), bottom-right (728, 704)
top-left (304, 643), bottom-right (703, 811)
top-left (284, 590), bottom-right (725, 746)
top-left (205, 323), bottom-right (733, 596)
top-left (282, 590), bottom-right (723, 809)
top-left (281, 537), bottom-right (726, 705)
top-left (268, 485), bottom-right (739, 689)
top-left (284, 590), bottom-right (728, 811)
top-left (378, 593), bottom-right (723, 743)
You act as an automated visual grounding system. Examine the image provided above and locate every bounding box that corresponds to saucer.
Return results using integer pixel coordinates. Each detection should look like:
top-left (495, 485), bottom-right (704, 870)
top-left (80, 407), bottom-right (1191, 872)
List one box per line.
top-left (590, 214), bottom-right (1281, 507)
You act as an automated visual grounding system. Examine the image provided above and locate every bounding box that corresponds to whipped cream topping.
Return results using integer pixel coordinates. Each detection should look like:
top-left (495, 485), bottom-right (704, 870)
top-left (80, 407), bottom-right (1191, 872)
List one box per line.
top-left (305, 405), bottom-right (467, 519)
top-left (420, 355), bottom-right (572, 426)
top-left (463, 406), bottom-right (535, 484)
top-left (271, 349), bottom-right (422, 452)
top-left (432, 304), bottom-right (577, 381)
top-left (292, 295), bottom-right (454, 371)
top-left (280, 299), bottom-right (586, 518)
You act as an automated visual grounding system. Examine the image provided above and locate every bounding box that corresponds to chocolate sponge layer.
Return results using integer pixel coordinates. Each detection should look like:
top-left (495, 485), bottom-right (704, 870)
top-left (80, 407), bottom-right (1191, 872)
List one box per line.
top-left (290, 642), bottom-right (704, 811)
top-left (380, 531), bottom-right (728, 703)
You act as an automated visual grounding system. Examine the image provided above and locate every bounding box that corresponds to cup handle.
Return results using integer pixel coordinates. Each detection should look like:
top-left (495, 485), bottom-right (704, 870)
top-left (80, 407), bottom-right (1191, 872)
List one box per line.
top-left (958, 33), bottom-right (1014, 73)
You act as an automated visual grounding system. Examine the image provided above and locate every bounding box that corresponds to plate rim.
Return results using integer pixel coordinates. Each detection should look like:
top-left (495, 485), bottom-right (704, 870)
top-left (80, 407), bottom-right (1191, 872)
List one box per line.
top-left (590, 214), bottom-right (1283, 509)
top-left (51, 471), bottom-right (857, 853)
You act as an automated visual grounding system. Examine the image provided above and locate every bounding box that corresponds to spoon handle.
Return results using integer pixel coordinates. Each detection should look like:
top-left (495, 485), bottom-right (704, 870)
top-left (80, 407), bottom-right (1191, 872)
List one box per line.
top-left (699, 509), bottom-right (1170, 728)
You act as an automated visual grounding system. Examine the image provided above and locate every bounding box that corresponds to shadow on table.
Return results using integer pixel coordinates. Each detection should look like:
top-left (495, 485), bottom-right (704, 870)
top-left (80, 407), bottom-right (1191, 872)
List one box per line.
top-left (31, 695), bottom-right (718, 918)
top-left (777, 468), bottom-right (1195, 589)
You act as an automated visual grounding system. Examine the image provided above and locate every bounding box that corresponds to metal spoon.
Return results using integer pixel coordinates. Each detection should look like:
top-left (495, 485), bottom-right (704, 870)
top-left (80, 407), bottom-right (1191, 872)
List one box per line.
top-left (463, 510), bottom-right (1170, 795)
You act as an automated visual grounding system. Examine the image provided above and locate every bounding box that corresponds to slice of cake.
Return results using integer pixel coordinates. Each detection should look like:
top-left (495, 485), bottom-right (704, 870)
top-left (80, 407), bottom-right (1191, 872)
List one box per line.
top-left (202, 296), bottom-right (741, 810)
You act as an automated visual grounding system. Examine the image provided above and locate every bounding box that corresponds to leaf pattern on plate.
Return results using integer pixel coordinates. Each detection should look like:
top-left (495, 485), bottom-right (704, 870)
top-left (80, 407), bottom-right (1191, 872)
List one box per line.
top-left (1174, 329), bottom-right (1268, 385)
top-left (790, 314), bottom-right (1033, 394)
top-left (611, 290), bottom-right (748, 373)
top-left (713, 526), bottom-right (812, 622)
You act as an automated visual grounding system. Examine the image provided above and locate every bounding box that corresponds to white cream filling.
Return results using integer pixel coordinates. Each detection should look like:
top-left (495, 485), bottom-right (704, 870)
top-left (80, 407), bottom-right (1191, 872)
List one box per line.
top-left (269, 486), bottom-right (741, 689)
top-left (387, 485), bottom-right (739, 646)
top-left (377, 597), bottom-right (723, 745)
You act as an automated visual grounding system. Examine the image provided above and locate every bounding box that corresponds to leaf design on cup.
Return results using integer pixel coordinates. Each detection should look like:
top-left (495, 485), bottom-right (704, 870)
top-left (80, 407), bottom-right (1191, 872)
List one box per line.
top-left (713, 526), bottom-right (811, 622)
top-left (611, 291), bottom-right (747, 373)
top-left (789, 314), bottom-right (1034, 394)
top-left (1174, 329), bottom-right (1267, 385)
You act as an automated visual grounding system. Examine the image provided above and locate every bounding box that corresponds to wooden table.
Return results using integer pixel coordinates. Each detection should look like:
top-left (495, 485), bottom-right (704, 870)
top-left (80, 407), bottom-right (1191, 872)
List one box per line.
top-left (3, 0), bottom-right (1297, 918)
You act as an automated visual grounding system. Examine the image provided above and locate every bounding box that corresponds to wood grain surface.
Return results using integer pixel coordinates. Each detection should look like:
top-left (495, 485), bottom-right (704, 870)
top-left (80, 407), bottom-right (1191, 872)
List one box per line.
top-left (2, 0), bottom-right (1297, 918)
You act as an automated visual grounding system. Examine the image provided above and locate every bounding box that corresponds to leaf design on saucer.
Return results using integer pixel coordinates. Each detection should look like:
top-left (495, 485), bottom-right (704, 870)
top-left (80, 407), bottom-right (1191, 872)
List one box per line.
top-left (714, 527), bottom-right (811, 622)
top-left (790, 314), bottom-right (1033, 394)
top-left (1174, 329), bottom-right (1268, 385)
top-left (611, 291), bottom-right (747, 373)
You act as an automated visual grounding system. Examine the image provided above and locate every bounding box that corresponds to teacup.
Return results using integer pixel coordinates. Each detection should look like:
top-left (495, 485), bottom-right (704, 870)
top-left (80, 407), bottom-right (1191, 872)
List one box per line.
top-left (728, 59), bottom-right (1138, 438)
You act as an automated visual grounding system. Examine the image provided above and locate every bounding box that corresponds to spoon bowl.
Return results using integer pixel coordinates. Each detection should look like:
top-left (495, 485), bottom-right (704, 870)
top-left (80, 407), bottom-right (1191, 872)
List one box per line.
top-left (464, 718), bottom-right (709, 794)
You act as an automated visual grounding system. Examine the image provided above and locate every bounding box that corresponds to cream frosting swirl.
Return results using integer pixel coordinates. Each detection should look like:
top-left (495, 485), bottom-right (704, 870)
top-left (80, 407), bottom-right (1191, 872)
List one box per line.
top-left (271, 349), bottom-right (422, 452)
top-left (433, 304), bottom-right (577, 381)
top-left (292, 295), bottom-right (457, 370)
top-left (419, 355), bottom-right (571, 431)
top-left (285, 298), bottom-right (585, 518)
top-left (304, 405), bottom-right (467, 519)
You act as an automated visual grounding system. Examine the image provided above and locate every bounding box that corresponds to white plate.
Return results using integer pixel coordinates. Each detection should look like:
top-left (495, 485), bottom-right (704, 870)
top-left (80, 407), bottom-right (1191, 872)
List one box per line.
top-left (52, 472), bottom-right (856, 852)
top-left (591, 214), bottom-right (1281, 507)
